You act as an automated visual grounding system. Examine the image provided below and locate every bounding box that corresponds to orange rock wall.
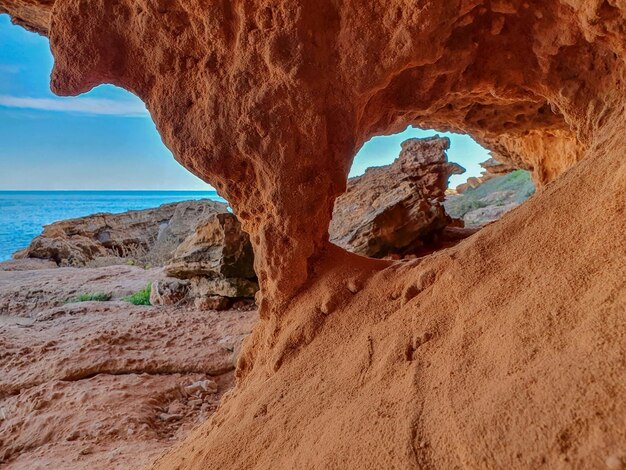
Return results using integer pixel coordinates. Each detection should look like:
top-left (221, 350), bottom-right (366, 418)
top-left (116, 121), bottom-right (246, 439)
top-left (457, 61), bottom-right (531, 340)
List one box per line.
top-left (1, 1), bottom-right (625, 468)
top-left (3, 0), bottom-right (623, 309)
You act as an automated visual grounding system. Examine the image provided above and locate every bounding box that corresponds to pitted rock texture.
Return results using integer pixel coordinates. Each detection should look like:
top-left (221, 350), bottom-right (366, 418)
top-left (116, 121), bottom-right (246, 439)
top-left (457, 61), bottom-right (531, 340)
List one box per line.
top-left (0, 263), bottom-right (257, 470)
top-left (152, 121), bottom-right (626, 470)
top-left (1, 1), bottom-right (626, 469)
top-left (330, 136), bottom-right (464, 257)
top-left (14, 199), bottom-right (229, 267)
top-left (0, 0), bottom-right (52, 34)
top-left (4, 0), bottom-right (618, 310)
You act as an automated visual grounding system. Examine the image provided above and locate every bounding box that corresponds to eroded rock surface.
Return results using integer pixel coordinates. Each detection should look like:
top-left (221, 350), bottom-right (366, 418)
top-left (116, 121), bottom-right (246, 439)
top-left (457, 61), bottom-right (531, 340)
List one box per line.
top-left (165, 212), bottom-right (255, 279)
top-left (4, 0), bottom-right (608, 307)
top-left (0, 0), bottom-right (599, 310)
top-left (162, 212), bottom-right (259, 308)
top-left (1, 1), bottom-right (625, 469)
top-left (14, 200), bottom-right (229, 267)
top-left (0, 262), bottom-right (162, 317)
top-left (0, 265), bottom-right (257, 470)
top-left (330, 136), bottom-right (464, 257)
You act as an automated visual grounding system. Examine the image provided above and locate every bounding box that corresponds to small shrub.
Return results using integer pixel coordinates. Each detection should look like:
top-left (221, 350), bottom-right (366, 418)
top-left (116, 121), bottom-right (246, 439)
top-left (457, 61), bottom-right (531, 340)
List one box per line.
top-left (125, 284), bottom-right (152, 306)
top-left (67, 292), bottom-right (111, 303)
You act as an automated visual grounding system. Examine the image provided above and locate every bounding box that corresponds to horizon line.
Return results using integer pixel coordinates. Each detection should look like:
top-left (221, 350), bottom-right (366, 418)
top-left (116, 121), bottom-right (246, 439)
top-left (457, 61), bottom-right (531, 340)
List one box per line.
top-left (0, 188), bottom-right (218, 192)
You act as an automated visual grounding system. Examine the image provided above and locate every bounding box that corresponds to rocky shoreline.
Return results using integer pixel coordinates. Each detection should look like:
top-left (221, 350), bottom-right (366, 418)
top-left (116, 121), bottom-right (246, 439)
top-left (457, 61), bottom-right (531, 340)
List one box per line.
top-left (0, 258), bottom-right (256, 469)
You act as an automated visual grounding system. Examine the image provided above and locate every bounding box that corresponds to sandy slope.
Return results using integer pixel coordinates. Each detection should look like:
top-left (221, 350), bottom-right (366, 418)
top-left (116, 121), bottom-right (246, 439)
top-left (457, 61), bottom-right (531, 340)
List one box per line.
top-left (151, 116), bottom-right (625, 469)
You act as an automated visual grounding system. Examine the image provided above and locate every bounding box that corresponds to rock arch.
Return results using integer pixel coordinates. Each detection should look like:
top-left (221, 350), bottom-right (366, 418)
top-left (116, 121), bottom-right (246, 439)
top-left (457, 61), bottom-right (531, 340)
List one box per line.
top-left (1, 1), bottom-right (625, 468)
top-left (3, 0), bottom-right (617, 313)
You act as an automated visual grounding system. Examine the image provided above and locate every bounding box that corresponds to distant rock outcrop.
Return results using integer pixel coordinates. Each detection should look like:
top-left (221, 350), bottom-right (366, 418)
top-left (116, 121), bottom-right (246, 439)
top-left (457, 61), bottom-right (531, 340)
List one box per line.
top-left (330, 136), bottom-right (465, 258)
top-left (480, 157), bottom-right (517, 176)
top-left (14, 200), bottom-right (229, 267)
top-left (446, 170), bottom-right (535, 227)
top-left (455, 157), bottom-right (517, 194)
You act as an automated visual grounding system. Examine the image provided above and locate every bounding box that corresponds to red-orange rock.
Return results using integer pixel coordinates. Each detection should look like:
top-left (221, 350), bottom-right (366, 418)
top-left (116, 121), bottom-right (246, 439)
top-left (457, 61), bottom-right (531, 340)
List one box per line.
top-left (3, 0), bottom-right (614, 310)
top-left (0, 262), bottom-right (257, 469)
top-left (1, 1), bottom-right (625, 469)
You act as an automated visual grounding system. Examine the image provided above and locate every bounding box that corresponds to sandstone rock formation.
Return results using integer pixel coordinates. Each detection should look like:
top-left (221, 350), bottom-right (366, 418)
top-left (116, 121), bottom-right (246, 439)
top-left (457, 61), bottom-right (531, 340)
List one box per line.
top-left (6, 0), bottom-right (604, 311)
top-left (480, 157), bottom-right (517, 176)
top-left (160, 212), bottom-right (259, 309)
top-left (165, 213), bottom-right (255, 280)
top-left (330, 136), bottom-right (464, 257)
top-left (14, 199), bottom-right (229, 267)
top-left (1, 1), bottom-right (626, 469)
top-left (0, 260), bottom-right (257, 469)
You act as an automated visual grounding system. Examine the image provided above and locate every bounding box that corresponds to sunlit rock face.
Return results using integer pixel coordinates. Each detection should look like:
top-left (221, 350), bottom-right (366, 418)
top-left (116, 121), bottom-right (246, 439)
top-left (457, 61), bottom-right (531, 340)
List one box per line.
top-left (1, 2), bottom-right (625, 469)
top-left (3, 0), bottom-right (622, 311)
top-left (0, 0), bottom-right (52, 34)
top-left (330, 136), bottom-right (464, 258)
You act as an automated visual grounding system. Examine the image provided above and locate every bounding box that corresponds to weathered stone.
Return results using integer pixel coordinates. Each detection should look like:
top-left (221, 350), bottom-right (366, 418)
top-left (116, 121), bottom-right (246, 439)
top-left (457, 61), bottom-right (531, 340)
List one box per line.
top-left (330, 136), bottom-right (464, 257)
top-left (150, 279), bottom-right (189, 306)
top-left (466, 177), bottom-right (482, 189)
top-left (1, 2), bottom-right (626, 469)
top-left (190, 277), bottom-right (259, 299)
top-left (14, 200), bottom-right (229, 267)
top-left (165, 213), bottom-right (255, 280)
top-left (480, 157), bottom-right (517, 176)
top-left (0, 265), bottom-right (256, 469)
top-left (194, 296), bottom-right (232, 312)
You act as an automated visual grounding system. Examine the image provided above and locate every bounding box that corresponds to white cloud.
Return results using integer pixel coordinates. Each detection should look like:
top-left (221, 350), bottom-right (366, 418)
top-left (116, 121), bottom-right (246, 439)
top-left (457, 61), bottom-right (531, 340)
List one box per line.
top-left (0, 94), bottom-right (149, 117)
top-left (0, 64), bottom-right (22, 74)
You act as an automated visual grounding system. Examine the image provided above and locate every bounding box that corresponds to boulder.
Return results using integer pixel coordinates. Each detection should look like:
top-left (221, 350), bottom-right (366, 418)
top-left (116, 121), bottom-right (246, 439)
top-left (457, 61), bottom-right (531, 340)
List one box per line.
top-left (190, 277), bottom-right (259, 299)
top-left (329, 136), bottom-right (465, 258)
top-left (480, 157), bottom-right (517, 176)
top-left (164, 212), bottom-right (258, 304)
top-left (165, 213), bottom-right (255, 280)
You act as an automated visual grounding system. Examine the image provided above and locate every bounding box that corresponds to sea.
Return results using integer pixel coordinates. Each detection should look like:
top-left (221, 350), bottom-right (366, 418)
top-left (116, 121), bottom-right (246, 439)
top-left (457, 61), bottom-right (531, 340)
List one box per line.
top-left (0, 191), bottom-right (226, 262)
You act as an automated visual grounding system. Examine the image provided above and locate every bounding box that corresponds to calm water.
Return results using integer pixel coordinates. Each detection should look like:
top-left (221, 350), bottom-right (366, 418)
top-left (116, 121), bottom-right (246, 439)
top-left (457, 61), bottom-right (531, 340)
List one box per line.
top-left (0, 191), bottom-right (226, 261)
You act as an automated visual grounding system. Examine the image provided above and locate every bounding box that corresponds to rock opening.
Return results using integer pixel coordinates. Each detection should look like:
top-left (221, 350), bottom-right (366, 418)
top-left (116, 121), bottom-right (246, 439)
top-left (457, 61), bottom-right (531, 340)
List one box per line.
top-left (0, 1), bottom-right (624, 469)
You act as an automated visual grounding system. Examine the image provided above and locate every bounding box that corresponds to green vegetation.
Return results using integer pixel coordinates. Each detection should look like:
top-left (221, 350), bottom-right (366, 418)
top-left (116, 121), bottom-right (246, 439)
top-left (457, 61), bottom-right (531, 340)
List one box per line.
top-left (124, 284), bottom-right (152, 305)
top-left (445, 170), bottom-right (535, 219)
top-left (66, 292), bottom-right (112, 303)
top-left (464, 170), bottom-right (534, 201)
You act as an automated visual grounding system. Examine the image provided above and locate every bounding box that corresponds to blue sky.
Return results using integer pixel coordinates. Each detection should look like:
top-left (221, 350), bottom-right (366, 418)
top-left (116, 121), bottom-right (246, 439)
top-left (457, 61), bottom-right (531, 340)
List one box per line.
top-left (0, 14), bottom-right (487, 191)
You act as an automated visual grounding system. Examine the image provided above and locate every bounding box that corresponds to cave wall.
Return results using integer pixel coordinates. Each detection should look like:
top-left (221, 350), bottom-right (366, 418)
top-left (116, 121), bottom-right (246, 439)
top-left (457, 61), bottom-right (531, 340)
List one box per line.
top-left (2, 2), bottom-right (625, 468)
top-left (2, 0), bottom-right (624, 314)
